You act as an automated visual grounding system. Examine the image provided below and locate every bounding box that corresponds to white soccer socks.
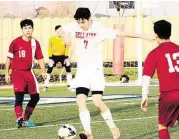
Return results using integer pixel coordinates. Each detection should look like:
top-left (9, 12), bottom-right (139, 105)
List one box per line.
top-left (79, 110), bottom-right (92, 134)
top-left (101, 109), bottom-right (116, 129)
top-left (66, 72), bottom-right (72, 86)
top-left (44, 73), bottom-right (51, 87)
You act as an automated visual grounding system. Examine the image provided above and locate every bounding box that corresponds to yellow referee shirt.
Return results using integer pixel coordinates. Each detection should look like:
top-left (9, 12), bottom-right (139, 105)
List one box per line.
top-left (48, 36), bottom-right (69, 58)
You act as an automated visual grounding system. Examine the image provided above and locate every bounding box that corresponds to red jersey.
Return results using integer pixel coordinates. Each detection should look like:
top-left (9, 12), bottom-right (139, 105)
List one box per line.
top-left (143, 42), bottom-right (179, 92)
top-left (7, 36), bottom-right (43, 71)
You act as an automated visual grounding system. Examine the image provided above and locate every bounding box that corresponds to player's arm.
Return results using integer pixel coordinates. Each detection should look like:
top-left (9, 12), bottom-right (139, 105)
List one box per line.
top-left (65, 39), bottom-right (76, 67)
top-left (100, 26), bottom-right (154, 42)
top-left (35, 41), bottom-right (46, 79)
top-left (56, 28), bottom-right (66, 38)
top-left (5, 57), bottom-right (11, 83)
top-left (56, 28), bottom-right (71, 45)
top-left (64, 44), bottom-right (70, 66)
top-left (56, 22), bottom-right (76, 46)
top-left (48, 38), bottom-right (53, 59)
top-left (141, 52), bottom-right (156, 112)
top-left (65, 44), bottom-right (69, 58)
top-left (5, 41), bottom-right (14, 83)
top-left (48, 38), bottom-right (54, 67)
top-left (117, 31), bottom-right (154, 41)
top-left (38, 58), bottom-right (46, 79)
top-left (141, 75), bottom-right (151, 112)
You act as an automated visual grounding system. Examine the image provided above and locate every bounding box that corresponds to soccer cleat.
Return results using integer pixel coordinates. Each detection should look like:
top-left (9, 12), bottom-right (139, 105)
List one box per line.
top-left (43, 87), bottom-right (48, 92)
top-left (23, 121), bottom-right (36, 127)
top-left (16, 117), bottom-right (23, 129)
top-left (111, 127), bottom-right (120, 139)
top-left (79, 132), bottom-right (93, 139)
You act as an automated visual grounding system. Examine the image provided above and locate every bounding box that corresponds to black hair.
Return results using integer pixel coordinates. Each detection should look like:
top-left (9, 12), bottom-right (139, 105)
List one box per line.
top-left (74, 7), bottom-right (91, 20)
top-left (154, 20), bottom-right (171, 39)
top-left (55, 25), bottom-right (61, 31)
top-left (20, 19), bottom-right (34, 29)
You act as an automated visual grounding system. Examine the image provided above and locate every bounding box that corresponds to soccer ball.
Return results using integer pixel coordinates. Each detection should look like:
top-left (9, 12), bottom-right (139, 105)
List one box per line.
top-left (120, 74), bottom-right (129, 83)
top-left (58, 124), bottom-right (77, 139)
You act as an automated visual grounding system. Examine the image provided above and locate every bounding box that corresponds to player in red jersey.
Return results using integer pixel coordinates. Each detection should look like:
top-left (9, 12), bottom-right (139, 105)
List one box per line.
top-left (5, 19), bottom-right (46, 128)
top-left (141, 20), bottom-right (179, 139)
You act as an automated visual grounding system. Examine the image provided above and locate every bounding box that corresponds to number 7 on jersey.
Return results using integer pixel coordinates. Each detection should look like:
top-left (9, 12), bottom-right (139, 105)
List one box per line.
top-left (84, 40), bottom-right (88, 49)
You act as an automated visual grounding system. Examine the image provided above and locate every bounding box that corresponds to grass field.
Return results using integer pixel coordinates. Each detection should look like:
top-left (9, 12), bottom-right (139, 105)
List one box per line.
top-left (0, 86), bottom-right (178, 139)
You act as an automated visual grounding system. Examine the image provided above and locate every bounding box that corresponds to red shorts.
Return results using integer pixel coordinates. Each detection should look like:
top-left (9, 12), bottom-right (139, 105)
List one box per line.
top-left (159, 91), bottom-right (179, 127)
top-left (11, 69), bottom-right (39, 94)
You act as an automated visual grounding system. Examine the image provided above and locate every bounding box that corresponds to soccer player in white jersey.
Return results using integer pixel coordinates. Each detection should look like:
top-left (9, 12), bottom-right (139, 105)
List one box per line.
top-left (57, 7), bottom-right (153, 139)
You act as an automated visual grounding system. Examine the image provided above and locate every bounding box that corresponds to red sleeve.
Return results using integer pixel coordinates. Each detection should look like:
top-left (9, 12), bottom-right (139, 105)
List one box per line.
top-left (7, 41), bottom-right (15, 59)
top-left (35, 40), bottom-right (44, 60)
top-left (143, 51), bottom-right (156, 77)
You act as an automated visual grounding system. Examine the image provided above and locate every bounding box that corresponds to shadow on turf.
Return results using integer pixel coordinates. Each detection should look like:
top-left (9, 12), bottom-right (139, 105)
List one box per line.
top-left (35, 116), bottom-right (80, 126)
top-left (35, 101), bottom-right (157, 126)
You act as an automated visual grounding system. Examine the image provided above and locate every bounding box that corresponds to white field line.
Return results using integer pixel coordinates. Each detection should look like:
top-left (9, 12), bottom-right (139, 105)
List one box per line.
top-left (0, 102), bottom-right (136, 111)
top-left (0, 116), bottom-right (157, 132)
top-left (0, 97), bottom-right (158, 111)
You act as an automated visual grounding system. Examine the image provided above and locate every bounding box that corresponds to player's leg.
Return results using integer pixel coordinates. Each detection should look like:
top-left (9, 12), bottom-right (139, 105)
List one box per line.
top-left (61, 56), bottom-right (72, 89)
top-left (91, 72), bottom-right (120, 139)
top-left (44, 66), bottom-right (53, 91)
top-left (44, 67), bottom-right (53, 92)
top-left (76, 87), bottom-right (93, 139)
top-left (158, 91), bottom-right (179, 139)
top-left (44, 56), bottom-right (56, 92)
top-left (158, 124), bottom-right (170, 139)
top-left (92, 92), bottom-right (120, 139)
top-left (23, 94), bottom-right (39, 127)
top-left (23, 71), bottom-right (40, 127)
top-left (15, 92), bottom-right (24, 128)
top-left (64, 65), bottom-right (72, 89)
top-left (158, 96), bottom-right (170, 139)
top-left (74, 70), bottom-right (93, 138)
top-left (11, 70), bottom-right (26, 128)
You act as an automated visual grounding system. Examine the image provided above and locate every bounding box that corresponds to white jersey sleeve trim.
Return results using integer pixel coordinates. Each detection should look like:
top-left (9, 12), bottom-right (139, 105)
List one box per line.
top-left (31, 38), bottom-right (36, 69)
top-left (8, 52), bottom-right (14, 58)
top-left (142, 75), bottom-right (151, 99)
top-left (31, 38), bottom-right (36, 61)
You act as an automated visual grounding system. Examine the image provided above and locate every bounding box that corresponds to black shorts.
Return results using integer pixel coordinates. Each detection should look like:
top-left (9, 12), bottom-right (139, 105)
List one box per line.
top-left (76, 87), bottom-right (103, 96)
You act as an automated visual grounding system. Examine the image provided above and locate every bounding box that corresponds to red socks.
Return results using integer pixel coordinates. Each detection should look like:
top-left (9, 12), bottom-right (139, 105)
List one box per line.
top-left (159, 129), bottom-right (170, 139)
top-left (15, 106), bottom-right (23, 119)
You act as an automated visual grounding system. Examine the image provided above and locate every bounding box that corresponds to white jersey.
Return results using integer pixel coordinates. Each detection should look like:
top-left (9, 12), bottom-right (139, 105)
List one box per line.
top-left (62, 22), bottom-right (118, 72)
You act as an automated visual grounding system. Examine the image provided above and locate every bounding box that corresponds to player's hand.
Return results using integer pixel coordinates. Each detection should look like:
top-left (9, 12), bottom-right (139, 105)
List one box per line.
top-left (5, 74), bottom-right (11, 84)
top-left (141, 99), bottom-right (148, 112)
top-left (64, 58), bottom-right (70, 66)
top-left (48, 59), bottom-right (54, 67)
top-left (42, 72), bottom-right (47, 80)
